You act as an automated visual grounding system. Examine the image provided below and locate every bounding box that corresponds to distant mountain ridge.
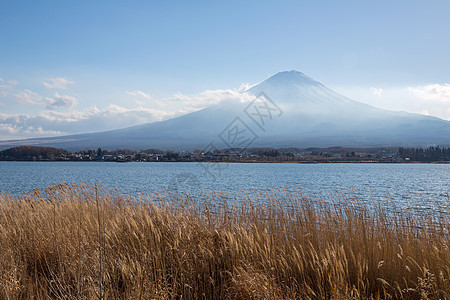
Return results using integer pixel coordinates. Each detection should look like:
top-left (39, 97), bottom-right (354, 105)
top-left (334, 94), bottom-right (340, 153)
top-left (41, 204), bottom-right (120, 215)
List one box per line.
top-left (1, 71), bottom-right (449, 150)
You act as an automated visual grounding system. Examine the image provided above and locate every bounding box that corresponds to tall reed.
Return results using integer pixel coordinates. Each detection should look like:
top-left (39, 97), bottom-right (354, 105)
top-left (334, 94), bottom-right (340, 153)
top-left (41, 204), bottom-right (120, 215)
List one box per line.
top-left (0, 183), bottom-right (448, 299)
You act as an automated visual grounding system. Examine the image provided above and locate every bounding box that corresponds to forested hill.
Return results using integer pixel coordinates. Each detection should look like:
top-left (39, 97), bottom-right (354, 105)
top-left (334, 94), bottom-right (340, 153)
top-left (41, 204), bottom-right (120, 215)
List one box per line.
top-left (0, 146), bottom-right (68, 161)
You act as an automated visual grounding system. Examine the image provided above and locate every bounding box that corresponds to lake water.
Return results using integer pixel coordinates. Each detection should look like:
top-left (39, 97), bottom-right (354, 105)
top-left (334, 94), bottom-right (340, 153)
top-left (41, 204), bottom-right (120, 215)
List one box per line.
top-left (0, 162), bottom-right (448, 210)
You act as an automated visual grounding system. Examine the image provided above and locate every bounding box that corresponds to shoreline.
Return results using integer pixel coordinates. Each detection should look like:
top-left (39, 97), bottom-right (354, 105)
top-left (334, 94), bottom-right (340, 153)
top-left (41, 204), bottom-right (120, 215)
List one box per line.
top-left (1, 159), bottom-right (449, 164)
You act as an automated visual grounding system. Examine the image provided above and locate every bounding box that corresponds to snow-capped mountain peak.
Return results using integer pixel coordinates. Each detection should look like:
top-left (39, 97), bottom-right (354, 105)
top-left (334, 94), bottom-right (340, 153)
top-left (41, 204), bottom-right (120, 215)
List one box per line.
top-left (247, 70), bottom-right (350, 106)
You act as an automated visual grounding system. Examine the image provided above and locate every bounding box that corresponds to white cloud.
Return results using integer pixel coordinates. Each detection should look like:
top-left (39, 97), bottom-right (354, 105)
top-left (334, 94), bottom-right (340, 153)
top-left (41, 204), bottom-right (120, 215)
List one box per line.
top-left (14, 90), bottom-right (44, 105)
top-left (0, 78), bottom-right (18, 96)
top-left (408, 83), bottom-right (450, 103)
top-left (42, 77), bottom-right (74, 89)
top-left (127, 90), bottom-right (152, 100)
top-left (0, 123), bottom-right (19, 135)
top-left (13, 90), bottom-right (78, 109)
top-left (127, 87), bottom-right (255, 110)
top-left (169, 88), bottom-right (254, 109)
top-left (0, 122), bottom-right (63, 139)
top-left (0, 86), bottom-right (258, 140)
top-left (370, 87), bottom-right (383, 96)
top-left (0, 104), bottom-right (178, 140)
top-left (336, 84), bottom-right (450, 121)
top-left (238, 82), bottom-right (257, 92)
top-left (126, 90), bottom-right (167, 107)
top-left (46, 92), bottom-right (78, 109)
top-left (0, 78), bottom-right (18, 89)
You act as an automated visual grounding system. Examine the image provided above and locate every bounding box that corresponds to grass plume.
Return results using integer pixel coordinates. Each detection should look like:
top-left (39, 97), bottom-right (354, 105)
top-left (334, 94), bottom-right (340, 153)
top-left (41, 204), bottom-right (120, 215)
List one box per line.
top-left (0, 183), bottom-right (448, 299)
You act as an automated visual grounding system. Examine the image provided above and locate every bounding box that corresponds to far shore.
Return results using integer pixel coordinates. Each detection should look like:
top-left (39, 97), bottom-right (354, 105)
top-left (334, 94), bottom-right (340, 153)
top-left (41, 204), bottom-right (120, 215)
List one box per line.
top-left (1, 145), bottom-right (449, 163)
top-left (1, 159), bottom-right (449, 164)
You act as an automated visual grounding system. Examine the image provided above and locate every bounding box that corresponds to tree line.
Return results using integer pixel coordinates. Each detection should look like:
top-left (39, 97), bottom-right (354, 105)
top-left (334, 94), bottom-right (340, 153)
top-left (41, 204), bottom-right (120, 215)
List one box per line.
top-left (398, 146), bottom-right (450, 162)
top-left (0, 146), bottom-right (68, 161)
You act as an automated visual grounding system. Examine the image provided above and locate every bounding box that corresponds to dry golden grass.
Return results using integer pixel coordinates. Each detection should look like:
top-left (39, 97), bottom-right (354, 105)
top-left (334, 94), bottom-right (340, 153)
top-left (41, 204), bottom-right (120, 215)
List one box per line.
top-left (0, 183), bottom-right (448, 299)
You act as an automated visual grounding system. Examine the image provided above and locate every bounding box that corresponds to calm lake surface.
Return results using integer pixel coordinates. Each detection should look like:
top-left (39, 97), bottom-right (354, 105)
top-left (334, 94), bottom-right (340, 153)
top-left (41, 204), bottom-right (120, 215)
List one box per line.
top-left (0, 162), bottom-right (448, 210)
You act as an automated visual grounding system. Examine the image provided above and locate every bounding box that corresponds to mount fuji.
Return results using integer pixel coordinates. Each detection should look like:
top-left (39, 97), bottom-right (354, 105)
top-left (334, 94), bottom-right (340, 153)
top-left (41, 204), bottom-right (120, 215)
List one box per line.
top-left (1, 71), bottom-right (449, 150)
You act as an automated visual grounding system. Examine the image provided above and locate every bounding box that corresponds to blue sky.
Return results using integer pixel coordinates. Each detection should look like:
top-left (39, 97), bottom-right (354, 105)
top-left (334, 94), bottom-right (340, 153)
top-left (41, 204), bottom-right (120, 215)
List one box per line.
top-left (1, 0), bottom-right (450, 139)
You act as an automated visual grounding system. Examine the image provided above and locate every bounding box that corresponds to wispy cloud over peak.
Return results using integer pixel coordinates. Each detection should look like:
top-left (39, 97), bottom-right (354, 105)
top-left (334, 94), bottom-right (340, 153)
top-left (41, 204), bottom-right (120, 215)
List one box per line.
top-left (42, 77), bottom-right (74, 89)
